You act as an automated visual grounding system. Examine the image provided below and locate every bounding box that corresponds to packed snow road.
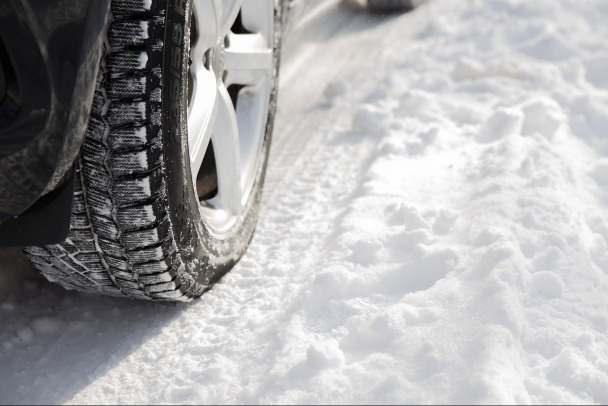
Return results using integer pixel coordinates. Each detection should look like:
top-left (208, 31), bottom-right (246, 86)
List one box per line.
top-left (2, 0), bottom-right (608, 403)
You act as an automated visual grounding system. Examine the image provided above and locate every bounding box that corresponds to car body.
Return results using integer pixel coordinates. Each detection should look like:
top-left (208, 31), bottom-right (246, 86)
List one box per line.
top-left (0, 0), bottom-right (112, 245)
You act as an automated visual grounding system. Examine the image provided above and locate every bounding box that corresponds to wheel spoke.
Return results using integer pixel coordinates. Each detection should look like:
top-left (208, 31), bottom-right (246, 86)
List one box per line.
top-left (240, 0), bottom-right (274, 41)
top-left (223, 33), bottom-right (273, 87)
top-left (188, 68), bottom-right (218, 177)
top-left (219, 0), bottom-right (244, 36)
top-left (192, 0), bottom-right (220, 51)
top-left (210, 84), bottom-right (241, 214)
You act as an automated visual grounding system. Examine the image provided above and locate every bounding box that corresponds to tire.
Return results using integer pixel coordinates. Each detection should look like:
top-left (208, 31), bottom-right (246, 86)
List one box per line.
top-left (367, 0), bottom-right (421, 13)
top-left (23, 0), bottom-right (282, 301)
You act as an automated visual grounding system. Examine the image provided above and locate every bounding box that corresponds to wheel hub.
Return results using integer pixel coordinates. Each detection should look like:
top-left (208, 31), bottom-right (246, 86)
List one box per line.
top-left (206, 39), bottom-right (226, 83)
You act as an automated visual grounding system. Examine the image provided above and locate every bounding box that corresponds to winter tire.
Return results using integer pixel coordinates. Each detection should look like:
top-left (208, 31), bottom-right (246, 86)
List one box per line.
top-left (24, 0), bottom-right (282, 301)
top-left (367, 0), bottom-right (422, 13)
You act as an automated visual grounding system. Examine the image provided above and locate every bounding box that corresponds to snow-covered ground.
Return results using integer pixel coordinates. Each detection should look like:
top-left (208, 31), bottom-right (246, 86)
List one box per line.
top-left (2, 0), bottom-right (608, 403)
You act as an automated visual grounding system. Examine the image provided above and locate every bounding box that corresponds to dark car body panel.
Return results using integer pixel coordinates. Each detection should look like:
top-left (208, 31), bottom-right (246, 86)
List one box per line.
top-left (0, 0), bottom-right (110, 223)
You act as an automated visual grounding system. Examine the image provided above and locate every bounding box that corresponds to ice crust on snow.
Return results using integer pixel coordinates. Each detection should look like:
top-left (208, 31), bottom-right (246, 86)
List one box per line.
top-left (1, 0), bottom-right (608, 404)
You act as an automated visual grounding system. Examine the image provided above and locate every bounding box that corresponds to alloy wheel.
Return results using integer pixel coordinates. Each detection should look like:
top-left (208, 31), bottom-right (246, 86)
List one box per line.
top-left (188, 0), bottom-right (275, 236)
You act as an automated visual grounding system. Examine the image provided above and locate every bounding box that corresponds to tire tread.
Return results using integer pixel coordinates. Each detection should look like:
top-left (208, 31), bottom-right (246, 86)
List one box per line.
top-left (24, 0), bottom-right (195, 301)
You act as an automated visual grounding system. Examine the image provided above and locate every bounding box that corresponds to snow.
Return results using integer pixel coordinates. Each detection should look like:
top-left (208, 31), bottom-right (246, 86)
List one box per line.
top-left (139, 21), bottom-right (149, 39)
top-left (2, 0), bottom-right (608, 403)
top-left (138, 53), bottom-right (149, 69)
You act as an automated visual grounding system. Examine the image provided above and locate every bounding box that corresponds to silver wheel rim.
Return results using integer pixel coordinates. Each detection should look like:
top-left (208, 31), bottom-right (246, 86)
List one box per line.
top-left (188, 0), bottom-right (274, 236)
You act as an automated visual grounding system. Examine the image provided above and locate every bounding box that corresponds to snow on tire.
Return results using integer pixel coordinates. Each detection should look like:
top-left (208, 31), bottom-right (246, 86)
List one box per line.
top-left (24, 0), bottom-right (282, 301)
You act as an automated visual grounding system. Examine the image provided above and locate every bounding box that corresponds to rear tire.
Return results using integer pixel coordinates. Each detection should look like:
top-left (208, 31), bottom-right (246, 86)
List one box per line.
top-left (367, 0), bottom-right (421, 13)
top-left (24, 0), bottom-right (282, 301)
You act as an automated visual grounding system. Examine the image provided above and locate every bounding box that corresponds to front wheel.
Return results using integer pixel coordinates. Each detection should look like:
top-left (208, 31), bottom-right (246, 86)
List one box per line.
top-left (24, 0), bottom-right (282, 301)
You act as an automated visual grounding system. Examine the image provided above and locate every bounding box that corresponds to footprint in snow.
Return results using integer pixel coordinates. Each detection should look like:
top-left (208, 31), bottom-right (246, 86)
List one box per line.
top-left (381, 245), bottom-right (459, 295)
top-left (476, 108), bottom-right (523, 144)
top-left (527, 271), bottom-right (565, 300)
top-left (521, 98), bottom-right (564, 139)
top-left (352, 104), bottom-right (392, 134)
